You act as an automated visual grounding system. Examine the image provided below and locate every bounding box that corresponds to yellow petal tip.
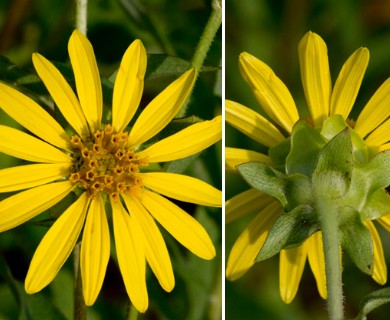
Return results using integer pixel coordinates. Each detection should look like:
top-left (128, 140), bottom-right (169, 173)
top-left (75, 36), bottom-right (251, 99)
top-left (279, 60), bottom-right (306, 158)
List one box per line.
top-left (203, 246), bottom-right (216, 260)
top-left (280, 289), bottom-right (294, 304)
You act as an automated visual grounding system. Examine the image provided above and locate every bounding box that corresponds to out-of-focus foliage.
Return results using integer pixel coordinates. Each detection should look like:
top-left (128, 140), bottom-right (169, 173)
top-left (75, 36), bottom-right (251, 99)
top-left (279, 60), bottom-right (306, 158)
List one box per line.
top-left (0, 0), bottom-right (222, 319)
top-left (226, 0), bottom-right (390, 319)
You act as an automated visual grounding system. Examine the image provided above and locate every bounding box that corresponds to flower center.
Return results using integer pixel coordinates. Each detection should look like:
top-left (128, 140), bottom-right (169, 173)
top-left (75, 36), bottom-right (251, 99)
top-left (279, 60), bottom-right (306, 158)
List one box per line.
top-left (69, 124), bottom-right (147, 201)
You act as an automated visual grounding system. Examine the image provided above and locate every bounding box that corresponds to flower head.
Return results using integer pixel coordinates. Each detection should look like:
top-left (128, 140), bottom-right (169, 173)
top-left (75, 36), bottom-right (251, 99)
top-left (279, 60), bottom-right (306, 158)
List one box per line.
top-left (226, 31), bottom-right (390, 303)
top-left (0, 30), bottom-right (222, 312)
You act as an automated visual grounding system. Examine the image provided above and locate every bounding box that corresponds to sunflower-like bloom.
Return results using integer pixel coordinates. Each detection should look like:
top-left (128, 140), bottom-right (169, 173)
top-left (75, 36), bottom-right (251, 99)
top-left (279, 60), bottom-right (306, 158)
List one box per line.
top-left (226, 31), bottom-right (390, 303)
top-left (0, 30), bottom-right (222, 312)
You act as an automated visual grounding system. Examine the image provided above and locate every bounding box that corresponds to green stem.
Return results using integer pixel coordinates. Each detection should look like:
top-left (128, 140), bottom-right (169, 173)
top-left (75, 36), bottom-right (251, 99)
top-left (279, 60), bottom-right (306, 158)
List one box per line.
top-left (75, 0), bottom-right (88, 35)
top-left (177, 0), bottom-right (222, 117)
top-left (126, 304), bottom-right (138, 320)
top-left (74, 243), bottom-right (87, 320)
top-left (191, 0), bottom-right (222, 70)
top-left (315, 197), bottom-right (344, 320)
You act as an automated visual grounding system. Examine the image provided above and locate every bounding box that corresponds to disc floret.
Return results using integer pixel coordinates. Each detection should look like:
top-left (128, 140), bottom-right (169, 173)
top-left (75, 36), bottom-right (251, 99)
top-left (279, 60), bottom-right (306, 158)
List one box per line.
top-left (69, 124), bottom-right (147, 200)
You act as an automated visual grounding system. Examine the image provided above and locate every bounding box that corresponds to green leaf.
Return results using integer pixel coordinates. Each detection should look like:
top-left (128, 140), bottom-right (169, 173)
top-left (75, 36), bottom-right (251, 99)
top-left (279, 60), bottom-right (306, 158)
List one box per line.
top-left (312, 128), bottom-right (353, 199)
top-left (157, 116), bottom-right (203, 140)
top-left (286, 120), bottom-right (327, 176)
top-left (101, 77), bottom-right (114, 106)
top-left (146, 54), bottom-right (218, 80)
top-left (163, 153), bottom-right (200, 174)
top-left (0, 55), bottom-right (30, 82)
top-left (154, 206), bottom-right (220, 320)
top-left (256, 205), bottom-right (317, 262)
top-left (50, 270), bottom-right (74, 320)
top-left (21, 293), bottom-right (68, 320)
top-left (0, 256), bottom-right (67, 320)
top-left (183, 208), bottom-right (221, 320)
top-left (0, 255), bottom-right (21, 306)
top-left (237, 162), bottom-right (287, 206)
top-left (340, 209), bottom-right (373, 275)
top-left (355, 287), bottom-right (390, 320)
top-left (109, 54), bottom-right (219, 84)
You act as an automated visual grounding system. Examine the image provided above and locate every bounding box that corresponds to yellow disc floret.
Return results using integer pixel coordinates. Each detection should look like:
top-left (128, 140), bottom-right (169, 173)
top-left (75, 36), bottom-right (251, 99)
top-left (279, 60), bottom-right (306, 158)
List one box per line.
top-left (69, 125), bottom-right (147, 200)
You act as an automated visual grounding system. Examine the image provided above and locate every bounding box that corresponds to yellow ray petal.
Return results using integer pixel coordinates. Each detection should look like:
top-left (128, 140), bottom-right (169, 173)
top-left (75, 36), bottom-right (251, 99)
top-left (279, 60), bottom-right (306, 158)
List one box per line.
top-left (225, 100), bottom-right (285, 147)
top-left (279, 243), bottom-right (308, 304)
top-left (0, 83), bottom-right (70, 150)
top-left (0, 125), bottom-right (72, 163)
top-left (111, 199), bottom-right (148, 312)
top-left (0, 181), bottom-right (74, 233)
top-left (137, 116), bottom-right (222, 163)
top-left (112, 39), bottom-right (147, 133)
top-left (354, 77), bottom-right (390, 138)
top-left (330, 48), bottom-right (369, 118)
top-left (298, 31), bottom-right (332, 127)
top-left (140, 189), bottom-right (215, 260)
top-left (226, 201), bottom-right (282, 281)
top-left (81, 196), bottom-right (110, 306)
top-left (378, 214), bottom-right (390, 232)
top-left (32, 53), bottom-right (88, 137)
top-left (226, 147), bottom-right (271, 173)
top-left (365, 119), bottom-right (390, 148)
top-left (25, 193), bottom-right (89, 293)
top-left (68, 30), bottom-right (102, 132)
top-left (307, 232), bottom-right (327, 299)
top-left (128, 69), bottom-right (196, 147)
top-left (379, 143), bottom-right (390, 151)
top-left (141, 172), bottom-right (221, 207)
top-left (226, 189), bottom-right (275, 224)
top-left (122, 194), bottom-right (175, 292)
top-left (0, 163), bottom-right (70, 192)
top-left (238, 53), bottom-right (299, 133)
top-left (365, 221), bottom-right (387, 285)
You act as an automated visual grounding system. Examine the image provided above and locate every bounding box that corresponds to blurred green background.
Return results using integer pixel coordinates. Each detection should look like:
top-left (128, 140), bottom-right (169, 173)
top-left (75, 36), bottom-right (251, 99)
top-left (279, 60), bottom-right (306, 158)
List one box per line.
top-left (226, 0), bottom-right (390, 319)
top-left (0, 0), bottom-right (222, 319)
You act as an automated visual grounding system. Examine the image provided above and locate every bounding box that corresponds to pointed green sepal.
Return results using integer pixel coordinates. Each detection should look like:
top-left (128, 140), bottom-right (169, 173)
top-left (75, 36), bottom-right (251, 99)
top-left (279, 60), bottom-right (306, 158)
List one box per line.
top-left (344, 150), bottom-right (390, 211)
top-left (268, 136), bottom-right (291, 169)
top-left (361, 189), bottom-right (390, 221)
top-left (237, 162), bottom-right (287, 206)
top-left (321, 114), bottom-right (368, 163)
top-left (286, 120), bottom-right (327, 176)
top-left (340, 208), bottom-right (373, 275)
top-left (312, 128), bottom-right (353, 199)
top-left (255, 204), bottom-right (317, 262)
top-left (364, 150), bottom-right (390, 192)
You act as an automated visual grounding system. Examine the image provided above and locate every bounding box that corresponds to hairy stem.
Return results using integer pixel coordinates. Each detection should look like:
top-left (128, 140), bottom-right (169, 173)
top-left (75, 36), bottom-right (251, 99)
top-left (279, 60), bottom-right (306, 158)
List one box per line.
top-left (177, 0), bottom-right (222, 117)
top-left (75, 0), bottom-right (88, 35)
top-left (316, 197), bottom-right (344, 320)
top-left (126, 304), bottom-right (138, 320)
top-left (74, 243), bottom-right (86, 320)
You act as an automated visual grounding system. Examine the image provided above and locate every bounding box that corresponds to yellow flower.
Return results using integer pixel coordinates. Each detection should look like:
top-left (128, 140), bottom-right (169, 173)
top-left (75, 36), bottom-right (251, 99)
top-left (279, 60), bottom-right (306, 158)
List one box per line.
top-left (0, 30), bottom-right (222, 312)
top-left (226, 31), bottom-right (389, 303)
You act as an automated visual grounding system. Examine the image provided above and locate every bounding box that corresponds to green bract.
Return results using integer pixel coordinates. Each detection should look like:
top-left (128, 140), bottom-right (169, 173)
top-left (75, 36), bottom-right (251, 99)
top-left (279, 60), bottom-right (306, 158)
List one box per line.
top-left (237, 115), bottom-right (390, 274)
